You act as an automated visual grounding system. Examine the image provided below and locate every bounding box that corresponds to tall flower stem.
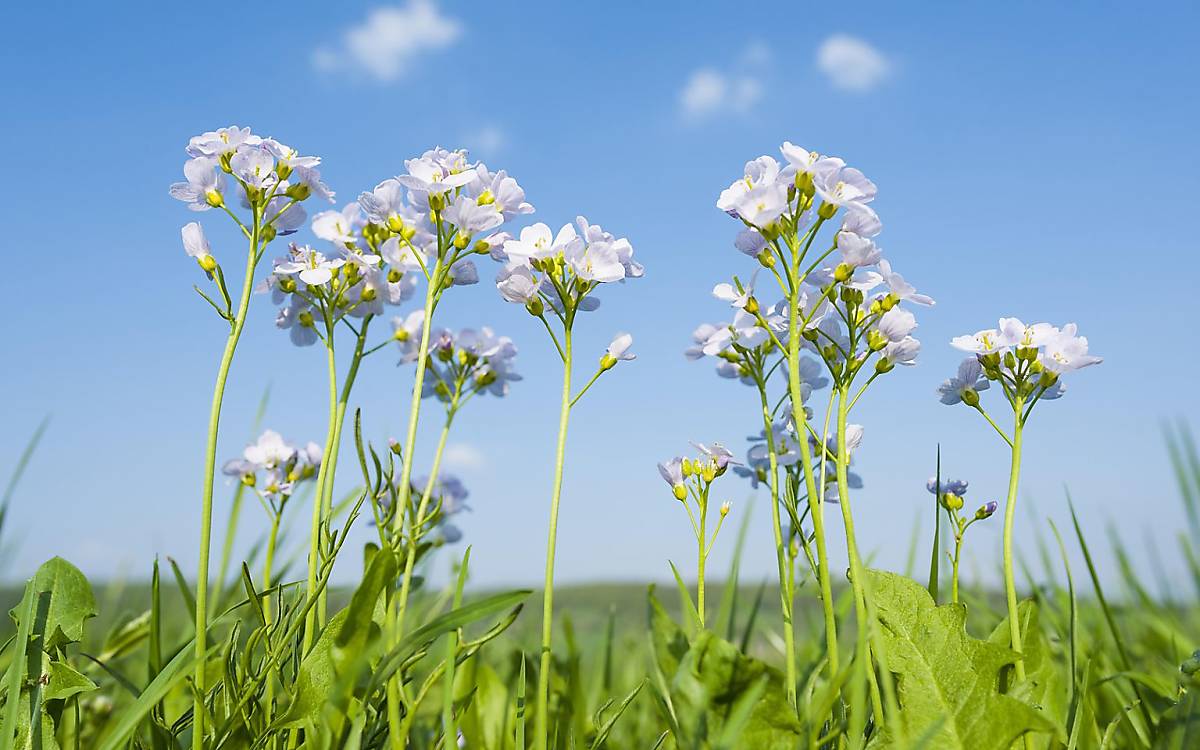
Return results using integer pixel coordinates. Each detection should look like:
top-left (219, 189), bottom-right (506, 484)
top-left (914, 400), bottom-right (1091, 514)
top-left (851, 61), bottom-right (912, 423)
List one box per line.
top-left (835, 386), bottom-right (885, 729)
top-left (315, 317), bottom-right (372, 626)
top-left (302, 320), bottom-right (339, 655)
top-left (262, 511), bottom-right (281, 710)
top-left (192, 207), bottom-right (260, 749)
top-left (535, 325), bottom-right (573, 750)
top-left (1002, 396), bottom-right (1027, 681)
top-left (697, 492), bottom-right (708, 628)
top-left (756, 382), bottom-right (798, 710)
top-left (386, 261), bottom-right (443, 749)
top-left (785, 257), bottom-right (839, 682)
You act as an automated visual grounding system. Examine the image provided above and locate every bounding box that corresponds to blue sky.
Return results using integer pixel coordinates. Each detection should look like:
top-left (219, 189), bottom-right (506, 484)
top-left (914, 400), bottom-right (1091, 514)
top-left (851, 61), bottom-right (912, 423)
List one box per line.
top-left (2, 1), bottom-right (1198, 594)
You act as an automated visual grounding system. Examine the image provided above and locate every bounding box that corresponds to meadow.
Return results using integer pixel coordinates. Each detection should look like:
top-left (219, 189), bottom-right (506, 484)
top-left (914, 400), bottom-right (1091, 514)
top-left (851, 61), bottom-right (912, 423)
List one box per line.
top-left (1, 129), bottom-right (1197, 750)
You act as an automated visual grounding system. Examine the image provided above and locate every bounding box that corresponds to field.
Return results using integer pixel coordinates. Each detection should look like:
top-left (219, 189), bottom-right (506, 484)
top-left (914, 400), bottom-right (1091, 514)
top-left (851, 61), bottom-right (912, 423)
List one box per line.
top-left (1, 129), bottom-right (1198, 750)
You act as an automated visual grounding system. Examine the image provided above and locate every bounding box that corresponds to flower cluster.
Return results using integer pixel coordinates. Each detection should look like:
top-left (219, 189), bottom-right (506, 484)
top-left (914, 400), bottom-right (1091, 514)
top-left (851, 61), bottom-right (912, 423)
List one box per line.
top-left (423, 327), bottom-right (522, 402)
top-left (173, 126), bottom-right (334, 279)
top-left (222, 429), bottom-right (322, 507)
top-left (490, 217), bottom-right (642, 317)
top-left (258, 147), bottom-right (531, 346)
top-left (940, 318), bottom-right (1101, 409)
top-left (925, 476), bottom-right (995, 520)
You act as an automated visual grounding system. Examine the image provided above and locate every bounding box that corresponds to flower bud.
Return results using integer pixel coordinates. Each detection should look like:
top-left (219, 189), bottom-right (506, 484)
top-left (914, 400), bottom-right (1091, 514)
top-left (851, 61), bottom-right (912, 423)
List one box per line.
top-left (975, 501), bottom-right (998, 520)
top-left (525, 297), bottom-right (544, 317)
top-left (756, 249), bottom-right (776, 268)
top-left (205, 189), bottom-right (224, 208)
top-left (389, 438), bottom-right (403, 456)
top-left (720, 501), bottom-right (732, 517)
top-left (240, 472), bottom-right (256, 488)
top-left (941, 492), bottom-right (964, 511)
top-left (802, 328), bottom-right (819, 343)
top-left (387, 269), bottom-right (403, 284)
top-left (794, 171), bottom-right (814, 194)
top-left (453, 233), bottom-right (471, 250)
top-left (744, 296), bottom-right (760, 314)
top-left (473, 240), bottom-right (491, 255)
top-left (1038, 370), bottom-right (1059, 389)
top-left (875, 358), bottom-right (895, 375)
top-left (298, 310), bottom-right (315, 328)
top-left (261, 223), bottom-right (277, 244)
top-left (700, 463), bottom-right (717, 483)
top-left (434, 381), bottom-right (451, 401)
top-left (833, 262), bottom-right (854, 284)
top-left (394, 328), bottom-right (410, 342)
top-left (1181, 650), bottom-right (1200, 677)
top-left (218, 153), bottom-right (234, 173)
top-left (360, 286), bottom-right (377, 302)
top-left (1003, 351), bottom-right (1017, 370)
top-left (961, 388), bottom-right (980, 407)
top-left (401, 225), bottom-right (417, 242)
top-left (197, 254), bottom-right (218, 273)
top-left (681, 458), bottom-right (694, 478)
top-left (428, 193), bottom-right (446, 212)
top-left (286, 182), bottom-right (310, 201)
top-left (673, 483), bottom-right (687, 502)
top-left (817, 201), bottom-right (838, 220)
top-left (386, 215), bottom-right (406, 233)
top-left (279, 277), bottom-right (297, 293)
top-left (866, 329), bottom-right (888, 352)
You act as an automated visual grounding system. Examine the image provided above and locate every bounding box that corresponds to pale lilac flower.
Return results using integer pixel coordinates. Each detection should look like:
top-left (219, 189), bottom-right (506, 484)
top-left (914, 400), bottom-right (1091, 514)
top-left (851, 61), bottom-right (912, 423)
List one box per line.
top-left (735, 228), bottom-right (767, 257)
top-left (813, 163), bottom-right (877, 211)
top-left (601, 333), bottom-right (635, 368)
top-left (312, 205), bottom-right (361, 246)
top-left (291, 166), bottom-right (336, 203)
top-left (261, 138), bottom-right (321, 170)
top-left (837, 231), bottom-right (882, 268)
top-left (443, 194), bottom-right (503, 235)
top-left (950, 327), bottom-right (1009, 355)
top-left (277, 297), bottom-right (319, 346)
top-left (187, 126), bottom-right (260, 158)
top-left (877, 260), bottom-right (933, 306)
top-left (717, 156), bottom-right (784, 216)
top-left (467, 166), bottom-right (534, 219)
top-left (733, 183), bottom-right (789, 230)
top-left (1040, 324), bottom-right (1102, 373)
top-left (566, 239), bottom-right (625, 283)
top-left (881, 336), bottom-right (920, 366)
top-left (230, 147), bottom-right (276, 188)
top-left (496, 264), bottom-right (542, 304)
top-left (181, 222), bottom-right (215, 270)
top-left (926, 477), bottom-right (969, 496)
top-left (875, 308), bottom-right (917, 342)
top-left (841, 204), bottom-right (882, 238)
top-left (447, 258), bottom-right (479, 286)
top-left (685, 323), bottom-right (721, 360)
top-left (999, 318), bottom-right (1060, 349)
top-left (265, 195), bottom-right (306, 234)
top-left (169, 157), bottom-right (225, 211)
top-left (393, 310), bottom-right (426, 362)
top-left (713, 271), bottom-right (758, 310)
top-left (691, 442), bottom-right (737, 472)
top-left (381, 236), bottom-right (429, 273)
top-left (274, 245), bottom-right (345, 286)
top-left (358, 178), bottom-right (409, 227)
top-left (938, 358), bottom-right (991, 405)
top-left (658, 457), bottom-right (685, 490)
top-left (502, 223), bottom-right (573, 267)
top-left (398, 148), bottom-right (477, 197)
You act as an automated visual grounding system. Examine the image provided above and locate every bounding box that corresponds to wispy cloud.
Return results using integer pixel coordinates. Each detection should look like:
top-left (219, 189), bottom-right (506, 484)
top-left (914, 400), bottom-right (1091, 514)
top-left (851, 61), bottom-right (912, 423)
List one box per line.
top-left (678, 43), bottom-right (769, 120)
top-left (463, 125), bottom-right (507, 158)
top-left (816, 34), bottom-right (891, 92)
top-left (313, 1), bottom-right (462, 83)
top-left (443, 442), bottom-right (486, 471)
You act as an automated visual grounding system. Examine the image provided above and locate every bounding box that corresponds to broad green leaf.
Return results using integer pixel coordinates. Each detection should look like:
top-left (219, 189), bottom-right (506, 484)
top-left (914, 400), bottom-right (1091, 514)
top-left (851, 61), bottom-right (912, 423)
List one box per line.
top-left (457, 660), bottom-right (508, 750)
top-left (867, 569), bottom-right (1056, 750)
top-left (9, 557), bottom-right (97, 652)
top-left (988, 599), bottom-right (1068, 747)
top-left (647, 587), bottom-right (689, 680)
top-left (43, 659), bottom-right (97, 702)
top-left (664, 627), bottom-right (802, 750)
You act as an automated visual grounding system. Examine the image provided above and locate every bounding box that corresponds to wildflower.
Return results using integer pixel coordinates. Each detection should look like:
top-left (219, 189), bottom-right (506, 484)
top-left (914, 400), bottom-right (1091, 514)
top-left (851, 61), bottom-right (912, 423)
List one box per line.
top-left (658, 458), bottom-right (687, 500)
top-left (874, 307), bottom-right (917, 343)
top-left (567, 239), bottom-right (625, 283)
top-left (502, 223), bottom-right (573, 268)
top-left (169, 157), bottom-right (225, 211)
top-left (691, 442), bottom-right (737, 475)
top-left (813, 162), bottom-right (877, 214)
top-left (600, 333), bottom-right (635, 370)
top-left (274, 244), bottom-right (346, 286)
top-left (937, 357), bottom-right (990, 405)
top-left (712, 271), bottom-right (759, 311)
top-left (841, 204), bottom-right (882, 238)
top-left (837, 231), bottom-right (882, 268)
top-left (398, 148), bottom-right (477, 199)
top-left (717, 156), bottom-right (784, 216)
top-left (277, 297), bottom-right (319, 346)
top-left (975, 501), bottom-right (998, 520)
top-left (926, 477), bottom-right (969, 496)
top-left (230, 147), bottom-right (276, 189)
top-left (447, 258), bottom-right (479, 286)
top-left (1039, 324), bottom-right (1102, 373)
top-left (443, 193), bottom-right (503, 235)
top-left (466, 166), bottom-right (534, 220)
top-left (879, 336), bottom-right (920, 368)
top-left (187, 126), bottom-right (260, 158)
top-left (393, 310), bottom-right (426, 362)
top-left (181, 222), bottom-right (217, 274)
top-left (877, 260), bottom-right (933, 306)
top-left (312, 205), bottom-right (361, 246)
top-left (290, 166), bottom-right (336, 203)
top-left (261, 138), bottom-right (321, 170)
top-left (950, 327), bottom-right (1009, 355)
top-left (733, 183), bottom-right (790, 230)
top-left (496, 264), bottom-right (543, 305)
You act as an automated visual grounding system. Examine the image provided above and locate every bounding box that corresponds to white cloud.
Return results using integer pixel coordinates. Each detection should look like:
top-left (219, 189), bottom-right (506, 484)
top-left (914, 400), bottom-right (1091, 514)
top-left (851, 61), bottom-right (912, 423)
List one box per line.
top-left (443, 442), bottom-right (485, 471)
top-left (313, 1), bottom-right (463, 82)
top-left (816, 34), bottom-right (891, 92)
top-left (679, 68), bottom-right (763, 119)
top-left (464, 125), bottom-right (507, 157)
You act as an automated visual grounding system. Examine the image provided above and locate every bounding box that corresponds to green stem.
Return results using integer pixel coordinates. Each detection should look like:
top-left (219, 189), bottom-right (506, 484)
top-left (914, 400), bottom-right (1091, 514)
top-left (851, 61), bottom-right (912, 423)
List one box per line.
top-left (192, 208), bottom-right (260, 749)
top-left (212, 482), bottom-right (246, 615)
top-left (535, 325), bottom-right (573, 750)
top-left (263, 511), bottom-right (281, 711)
top-left (1003, 397), bottom-right (1027, 681)
top-left (698, 497), bottom-right (707, 628)
top-left (302, 319), bottom-right (339, 655)
top-left (951, 529), bottom-right (963, 605)
top-left (785, 250), bottom-right (839, 683)
top-left (757, 382), bottom-right (798, 710)
top-left (316, 316), bottom-right (372, 626)
top-left (835, 386), bottom-right (885, 735)
top-left (387, 262), bottom-right (442, 748)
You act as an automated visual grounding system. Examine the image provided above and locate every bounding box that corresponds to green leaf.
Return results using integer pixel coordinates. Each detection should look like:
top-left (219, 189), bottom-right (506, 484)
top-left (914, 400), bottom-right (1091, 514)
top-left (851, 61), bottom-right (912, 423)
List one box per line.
top-left (9, 557), bottom-right (97, 652)
top-left (647, 587), bottom-right (689, 680)
top-left (867, 570), bottom-right (1056, 750)
top-left (668, 630), bottom-right (803, 750)
top-left (988, 599), bottom-right (1068, 747)
top-left (43, 659), bottom-right (97, 702)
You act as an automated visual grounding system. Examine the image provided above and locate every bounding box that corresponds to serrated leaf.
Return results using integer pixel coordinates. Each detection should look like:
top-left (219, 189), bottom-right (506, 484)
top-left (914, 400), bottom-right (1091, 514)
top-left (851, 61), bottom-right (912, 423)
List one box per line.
top-left (43, 659), bottom-right (97, 702)
top-left (867, 569), bottom-right (1056, 750)
top-left (9, 557), bottom-right (97, 652)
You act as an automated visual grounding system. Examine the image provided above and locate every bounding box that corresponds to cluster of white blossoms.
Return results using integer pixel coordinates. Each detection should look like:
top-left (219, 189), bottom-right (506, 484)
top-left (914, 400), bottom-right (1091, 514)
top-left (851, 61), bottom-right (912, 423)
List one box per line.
top-left (489, 216), bottom-right (643, 316)
top-left (422, 327), bottom-right (522, 401)
top-left (939, 318), bottom-right (1102, 407)
top-left (729, 419), bottom-right (865, 503)
top-left (173, 126), bottom-right (334, 277)
top-left (255, 147), bottom-right (533, 346)
top-left (221, 429), bottom-right (322, 505)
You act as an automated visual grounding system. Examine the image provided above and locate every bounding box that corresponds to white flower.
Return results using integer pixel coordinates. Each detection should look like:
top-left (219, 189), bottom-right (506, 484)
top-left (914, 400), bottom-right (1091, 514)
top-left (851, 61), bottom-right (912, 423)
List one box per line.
top-left (230, 147), bottom-right (276, 188)
top-left (566, 239), bottom-right (625, 283)
top-left (274, 245), bottom-right (346, 286)
top-left (265, 195), bottom-right (306, 234)
top-left (467, 166), bottom-right (534, 219)
top-left (877, 260), bottom-right (933, 306)
top-left (447, 258), bottom-right (479, 286)
top-left (502, 223), bottom-right (574, 267)
top-left (358, 178), bottom-right (409, 228)
top-left (658, 458), bottom-right (685, 494)
top-left (779, 142), bottom-right (831, 181)
top-left (950, 327), bottom-right (1008, 355)
top-left (261, 138), bottom-right (321, 170)
top-left (1040, 324), bottom-right (1102, 373)
top-left (881, 336), bottom-right (920, 366)
top-left (244, 429), bottom-right (295, 469)
top-left (169, 157), bottom-right (225, 211)
top-left (937, 358), bottom-right (990, 405)
top-left (691, 441), bottom-right (738, 471)
top-left (813, 163), bottom-right (877, 211)
top-left (393, 310), bottom-right (426, 362)
top-left (713, 271), bottom-right (758, 310)
top-left (998, 318), bottom-right (1059, 349)
top-left (276, 297), bottom-right (319, 346)
top-left (734, 228), bottom-right (767, 257)
top-left (685, 323), bottom-right (721, 360)
top-left (602, 333), bottom-right (636, 368)
top-left (837, 231), bottom-right (882, 268)
top-left (496, 264), bottom-right (542, 304)
top-left (717, 156), bottom-right (784, 216)
top-left (841, 204), bottom-right (882, 238)
top-left (312, 205), bottom-right (361, 246)
top-left (187, 126), bottom-right (261, 158)
top-left (443, 194), bottom-right (503, 235)
top-left (291, 166), bottom-right (336, 203)
top-left (181, 222), bottom-right (215, 270)
top-left (398, 148), bottom-right (477, 197)
top-left (732, 183), bottom-right (789, 230)
top-left (875, 307), bottom-right (917, 342)
top-left (381, 236), bottom-right (429, 273)
top-left (576, 217), bottom-right (641, 279)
